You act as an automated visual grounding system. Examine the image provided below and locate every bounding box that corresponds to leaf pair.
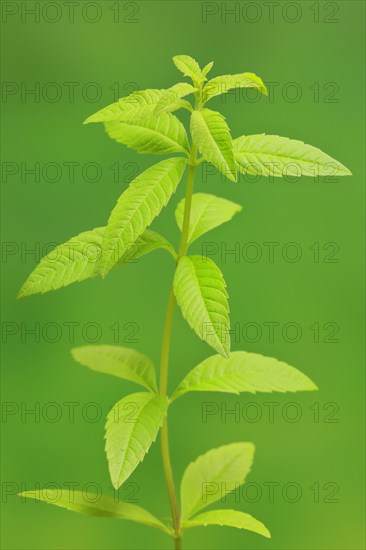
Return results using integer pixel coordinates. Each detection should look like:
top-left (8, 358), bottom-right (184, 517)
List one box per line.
top-left (18, 158), bottom-right (186, 298)
top-left (18, 227), bottom-right (176, 299)
top-left (180, 442), bottom-right (270, 538)
top-left (20, 442), bottom-right (270, 540)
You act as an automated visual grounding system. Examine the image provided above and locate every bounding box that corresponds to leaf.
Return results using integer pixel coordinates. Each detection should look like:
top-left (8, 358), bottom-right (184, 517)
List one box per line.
top-left (202, 62), bottom-right (214, 78)
top-left (203, 73), bottom-right (267, 102)
top-left (174, 255), bottom-right (230, 357)
top-left (173, 55), bottom-right (204, 84)
top-left (84, 89), bottom-right (167, 124)
top-left (105, 392), bottom-right (168, 489)
top-left (180, 442), bottom-right (254, 519)
top-left (71, 345), bottom-right (157, 392)
top-left (19, 490), bottom-right (171, 533)
top-left (17, 228), bottom-right (176, 299)
top-left (84, 85), bottom-right (191, 125)
top-left (175, 193), bottom-right (242, 245)
top-left (153, 83), bottom-right (197, 117)
top-left (233, 134), bottom-right (352, 177)
top-left (183, 509), bottom-right (271, 538)
top-left (104, 112), bottom-right (189, 155)
top-left (190, 109), bottom-right (237, 182)
top-left (122, 229), bottom-right (177, 262)
top-left (98, 157), bottom-right (186, 276)
top-left (172, 351), bottom-right (318, 400)
top-left (17, 227), bottom-right (105, 298)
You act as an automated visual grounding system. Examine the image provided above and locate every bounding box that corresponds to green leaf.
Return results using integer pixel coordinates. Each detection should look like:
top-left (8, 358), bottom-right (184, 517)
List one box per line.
top-left (181, 442), bottom-right (254, 519)
top-left (122, 229), bottom-right (177, 262)
top-left (172, 351), bottom-right (318, 400)
top-left (174, 255), bottom-right (230, 357)
top-left (105, 392), bottom-right (168, 489)
top-left (173, 55), bottom-right (204, 85)
top-left (203, 73), bottom-right (267, 102)
top-left (98, 157), bottom-right (186, 276)
top-left (175, 193), bottom-right (242, 245)
top-left (84, 89), bottom-right (167, 124)
top-left (153, 83), bottom-right (197, 117)
top-left (202, 62), bottom-right (214, 78)
top-left (17, 228), bottom-right (176, 299)
top-left (233, 134), bottom-right (352, 177)
top-left (19, 490), bottom-right (171, 534)
top-left (190, 109), bottom-right (237, 182)
top-left (183, 509), bottom-right (271, 538)
top-left (71, 345), bottom-right (157, 392)
top-left (17, 227), bottom-right (105, 298)
top-left (104, 112), bottom-right (189, 155)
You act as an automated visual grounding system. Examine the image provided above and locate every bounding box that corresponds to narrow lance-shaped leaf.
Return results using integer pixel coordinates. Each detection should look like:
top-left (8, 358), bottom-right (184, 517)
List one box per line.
top-left (181, 443), bottom-right (254, 519)
top-left (17, 227), bottom-right (104, 299)
top-left (105, 392), bottom-right (168, 489)
top-left (19, 491), bottom-right (172, 534)
top-left (173, 55), bottom-right (204, 85)
top-left (174, 256), bottom-right (230, 357)
top-left (203, 72), bottom-right (267, 103)
top-left (183, 509), bottom-right (271, 539)
top-left (17, 227), bottom-right (176, 299)
top-left (84, 89), bottom-right (166, 124)
top-left (104, 112), bottom-right (189, 155)
top-left (202, 61), bottom-right (214, 78)
top-left (191, 108), bottom-right (237, 182)
top-left (98, 157), bottom-right (186, 276)
top-left (234, 134), bottom-right (352, 177)
top-left (175, 193), bottom-right (242, 245)
top-left (84, 85), bottom-right (192, 125)
top-left (172, 351), bottom-right (318, 400)
top-left (71, 345), bottom-right (157, 392)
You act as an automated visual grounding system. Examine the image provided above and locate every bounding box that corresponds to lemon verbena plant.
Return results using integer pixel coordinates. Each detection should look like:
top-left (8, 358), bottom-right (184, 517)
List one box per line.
top-left (18, 55), bottom-right (351, 549)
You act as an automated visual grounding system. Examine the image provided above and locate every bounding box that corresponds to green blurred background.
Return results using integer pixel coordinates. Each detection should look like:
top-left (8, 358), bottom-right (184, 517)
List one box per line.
top-left (1, 1), bottom-right (365, 548)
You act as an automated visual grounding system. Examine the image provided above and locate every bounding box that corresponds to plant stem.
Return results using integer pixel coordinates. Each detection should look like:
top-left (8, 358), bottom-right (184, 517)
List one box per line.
top-left (159, 144), bottom-right (198, 549)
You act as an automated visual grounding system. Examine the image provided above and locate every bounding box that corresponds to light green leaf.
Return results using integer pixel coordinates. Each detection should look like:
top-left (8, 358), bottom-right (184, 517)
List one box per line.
top-left (234, 134), bottom-right (352, 177)
top-left (104, 112), bottom-right (189, 155)
top-left (190, 109), bottom-right (237, 182)
top-left (122, 229), bottom-right (177, 262)
top-left (84, 85), bottom-right (191, 125)
top-left (98, 157), bottom-right (186, 276)
top-left (175, 193), bottom-right (242, 245)
top-left (183, 509), bottom-right (271, 538)
top-left (172, 351), bottom-right (318, 400)
top-left (71, 345), bottom-right (157, 392)
top-left (203, 73), bottom-right (267, 102)
top-left (173, 55), bottom-right (204, 84)
top-left (84, 89), bottom-right (167, 124)
top-left (174, 255), bottom-right (230, 357)
top-left (17, 228), bottom-right (176, 299)
top-left (202, 62), bottom-right (214, 78)
top-left (181, 442), bottom-right (254, 519)
top-left (105, 392), bottom-right (168, 489)
top-left (153, 83), bottom-right (197, 117)
top-left (19, 490), bottom-right (171, 533)
top-left (17, 227), bottom-right (105, 298)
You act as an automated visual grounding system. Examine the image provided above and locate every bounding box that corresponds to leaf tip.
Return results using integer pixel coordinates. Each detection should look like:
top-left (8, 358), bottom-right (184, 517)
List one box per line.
top-left (16, 288), bottom-right (25, 300)
top-left (340, 165), bottom-right (352, 176)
